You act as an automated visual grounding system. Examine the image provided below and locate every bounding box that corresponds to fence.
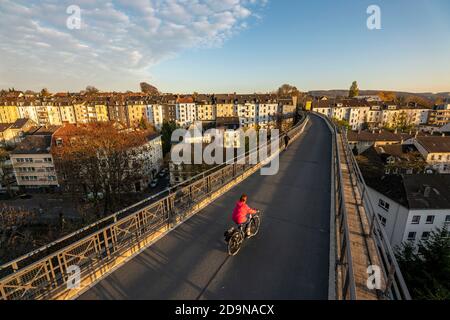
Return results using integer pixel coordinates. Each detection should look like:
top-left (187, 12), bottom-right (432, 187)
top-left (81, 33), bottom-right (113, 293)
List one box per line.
top-left (0, 115), bottom-right (308, 300)
top-left (317, 112), bottom-right (410, 300)
top-left (340, 130), bottom-right (411, 300)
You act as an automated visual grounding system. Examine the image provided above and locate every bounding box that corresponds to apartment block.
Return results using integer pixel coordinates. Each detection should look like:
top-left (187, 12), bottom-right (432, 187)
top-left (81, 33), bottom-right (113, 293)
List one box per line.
top-left (10, 135), bottom-right (59, 189)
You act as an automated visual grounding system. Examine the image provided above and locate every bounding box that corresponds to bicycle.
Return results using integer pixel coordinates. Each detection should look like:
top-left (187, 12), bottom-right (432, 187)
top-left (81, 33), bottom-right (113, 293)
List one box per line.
top-left (224, 210), bottom-right (261, 256)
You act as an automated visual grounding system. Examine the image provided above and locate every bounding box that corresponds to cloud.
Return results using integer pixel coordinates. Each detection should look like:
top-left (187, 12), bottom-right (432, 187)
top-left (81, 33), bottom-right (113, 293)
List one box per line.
top-left (0, 0), bottom-right (267, 91)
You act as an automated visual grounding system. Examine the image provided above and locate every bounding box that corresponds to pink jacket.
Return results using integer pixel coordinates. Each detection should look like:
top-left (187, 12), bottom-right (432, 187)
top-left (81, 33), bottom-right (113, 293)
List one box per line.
top-left (232, 201), bottom-right (257, 224)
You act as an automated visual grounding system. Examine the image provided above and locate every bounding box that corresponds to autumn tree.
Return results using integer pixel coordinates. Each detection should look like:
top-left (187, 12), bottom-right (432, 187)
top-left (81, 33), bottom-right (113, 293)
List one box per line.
top-left (0, 206), bottom-right (37, 263)
top-left (378, 91), bottom-right (396, 102)
top-left (0, 149), bottom-right (14, 197)
top-left (277, 84), bottom-right (301, 97)
top-left (52, 123), bottom-right (153, 216)
top-left (40, 88), bottom-right (51, 97)
top-left (349, 81), bottom-right (359, 98)
top-left (85, 86), bottom-right (99, 94)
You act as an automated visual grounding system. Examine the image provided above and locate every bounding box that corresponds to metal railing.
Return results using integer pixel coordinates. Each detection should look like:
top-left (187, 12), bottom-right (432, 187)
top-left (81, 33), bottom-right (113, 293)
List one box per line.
top-left (0, 115), bottom-right (308, 300)
top-left (316, 112), bottom-right (410, 300)
top-left (340, 130), bottom-right (411, 300)
top-left (318, 113), bottom-right (356, 300)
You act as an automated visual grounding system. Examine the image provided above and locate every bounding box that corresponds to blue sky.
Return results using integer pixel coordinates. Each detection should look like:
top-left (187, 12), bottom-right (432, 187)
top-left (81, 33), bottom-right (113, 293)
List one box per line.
top-left (0, 0), bottom-right (449, 93)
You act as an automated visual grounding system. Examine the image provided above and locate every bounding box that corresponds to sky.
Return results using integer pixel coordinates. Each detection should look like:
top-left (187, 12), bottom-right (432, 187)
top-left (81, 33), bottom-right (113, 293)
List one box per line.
top-left (0, 0), bottom-right (449, 93)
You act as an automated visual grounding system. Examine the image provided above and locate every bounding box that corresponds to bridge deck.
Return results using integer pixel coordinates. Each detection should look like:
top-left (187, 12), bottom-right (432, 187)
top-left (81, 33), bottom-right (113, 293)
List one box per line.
top-left (79, 116), bottom-right (332, 300)
top-left (337, 133), bottom-right (381, 300)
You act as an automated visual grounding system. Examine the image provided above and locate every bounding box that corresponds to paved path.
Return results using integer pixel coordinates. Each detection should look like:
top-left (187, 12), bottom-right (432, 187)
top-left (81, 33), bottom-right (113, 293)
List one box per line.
top-left (80, 115), bottom-right (332, 300)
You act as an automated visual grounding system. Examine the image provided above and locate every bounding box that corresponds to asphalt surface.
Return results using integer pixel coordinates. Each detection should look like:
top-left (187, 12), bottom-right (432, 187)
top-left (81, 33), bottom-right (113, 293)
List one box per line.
top-left (79, 115), bottom-right (332, 300)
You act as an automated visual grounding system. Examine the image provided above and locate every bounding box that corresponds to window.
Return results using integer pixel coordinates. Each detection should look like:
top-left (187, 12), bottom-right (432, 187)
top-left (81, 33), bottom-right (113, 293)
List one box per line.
top-left (421, 232), bottom-right (430, 240)
top-left (426, 215), bottom-right (435, 224)
top-left (378, 214), bottom-right (387, 227)
top-left (445, 215), bottom-right (450, 224)
top-left (407, 232), bottom-right (416, 241)
top-left (411, 216), bottom-right (421, 224)
top-left (378, 199), bottom-right (390, 211)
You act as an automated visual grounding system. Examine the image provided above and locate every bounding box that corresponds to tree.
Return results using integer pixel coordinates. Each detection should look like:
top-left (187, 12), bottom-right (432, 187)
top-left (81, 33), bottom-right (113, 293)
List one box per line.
top-left (52, 123), bottom-right (152, 216)
top-left (396, 227), bottom-right (450, 299)
top-left (378, 91), bottom-right (396, 102)
top-left (160, 121), bottom-right (178, 155)
top-left (40, 88), bottom-right (51, 97)
top-left (0, 206), bottom-right (37, 262)
top-left (140, 82), bottom-right (159, 95)
top-left (85, 86), bottom-right (99, 94)
top-left (0, 149), bottom-right (14, 198)
top-left (349, 81), bottom-right (359, 98)
top-left (277, 84), bottom-right (301, 97)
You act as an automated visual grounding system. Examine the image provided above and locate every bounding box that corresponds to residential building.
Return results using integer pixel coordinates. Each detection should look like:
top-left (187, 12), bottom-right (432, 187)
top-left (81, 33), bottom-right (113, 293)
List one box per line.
top-left (413, 136), bottom-right (450, 173)
top-left (175, 96), bottom-right (196, 128)
top-left (367, 175), bottom-right (450, 248)
top-left (0, 102), bottom-right (20, 124)
top-left (10, 135), bottom-right (59, 189)
top-left (257, 95), bottom-right (278, 129)
top-left (236, 95), bottom-right (257, 128)
top-left (196, 96), bottom-right (216, 121)
top-left (145, 103), bottom-right (164, 130)
top-left (428, 103), bottom-right (450, 126)
top-left (347, 130), bottom-right (404, 154)
top-left (215, 95), bottom-right (236, 118)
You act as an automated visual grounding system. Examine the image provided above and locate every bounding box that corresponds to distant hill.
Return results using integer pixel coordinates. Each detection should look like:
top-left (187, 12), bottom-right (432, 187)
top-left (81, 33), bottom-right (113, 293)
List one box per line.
top-left (308, 90), bottom-right (450, 107)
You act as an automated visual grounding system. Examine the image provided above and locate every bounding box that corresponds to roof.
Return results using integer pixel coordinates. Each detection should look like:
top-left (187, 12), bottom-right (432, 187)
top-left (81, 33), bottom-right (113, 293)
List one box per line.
top-left (416, 136), bottom-right (450, 153)
top-left (177, 96), bottom-right (194, 104)
top-left (403, 175), bottom-right (450, 209)
top-left (375, 144), bottom-right (417, 161)
top-left (32, 126), bottom-right (61, 136)
top-left (347, 130), bottom-right (402, 142)
top-left (10, 118), bottom-right (33, 129)
top-left (0, 123), bottom-right (12, 133)
top-left (11, 135), bottom-right (52, 154)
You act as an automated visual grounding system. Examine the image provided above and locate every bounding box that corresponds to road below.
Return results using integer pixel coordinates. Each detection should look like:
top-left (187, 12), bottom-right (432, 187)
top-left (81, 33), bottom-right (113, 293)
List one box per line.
top-left (79, 115), bottom-right (332, 300)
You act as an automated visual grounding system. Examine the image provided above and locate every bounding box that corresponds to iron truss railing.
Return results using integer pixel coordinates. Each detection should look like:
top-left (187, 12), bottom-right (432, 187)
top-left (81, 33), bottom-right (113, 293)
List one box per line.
top-left (316, 112), bottom-right (410, 300)
top-left (0, 115), bottom-right (308, 300)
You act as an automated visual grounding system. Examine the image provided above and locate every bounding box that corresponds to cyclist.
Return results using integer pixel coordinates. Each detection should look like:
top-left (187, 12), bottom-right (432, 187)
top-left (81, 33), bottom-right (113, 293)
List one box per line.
top-left (232, 194), bottom-right (258, 236)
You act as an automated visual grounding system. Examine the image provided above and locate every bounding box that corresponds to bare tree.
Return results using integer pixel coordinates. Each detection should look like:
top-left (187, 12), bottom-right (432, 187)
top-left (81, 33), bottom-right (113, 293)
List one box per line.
top-left (53, 123), bottom-right (154, 216)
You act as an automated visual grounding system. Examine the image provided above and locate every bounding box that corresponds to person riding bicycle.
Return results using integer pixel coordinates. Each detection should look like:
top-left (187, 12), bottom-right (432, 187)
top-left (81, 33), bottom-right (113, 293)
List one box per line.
top-left (232, 194), bottom-right (258, 236)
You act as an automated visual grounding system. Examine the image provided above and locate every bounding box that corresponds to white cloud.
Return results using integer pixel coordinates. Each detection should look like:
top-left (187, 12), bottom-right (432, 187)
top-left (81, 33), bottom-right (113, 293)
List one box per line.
top-left (0, 0), bottom-right (267, 91)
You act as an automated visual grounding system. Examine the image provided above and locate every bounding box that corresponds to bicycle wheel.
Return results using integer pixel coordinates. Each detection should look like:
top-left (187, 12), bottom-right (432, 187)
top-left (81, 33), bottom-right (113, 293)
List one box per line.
top-left (228, 231), bottom-right (243, 256)
top-left (248, 215), bottom-right (261, 237)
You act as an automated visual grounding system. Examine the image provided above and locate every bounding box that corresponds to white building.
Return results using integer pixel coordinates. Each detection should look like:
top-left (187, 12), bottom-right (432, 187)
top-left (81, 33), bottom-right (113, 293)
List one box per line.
top-left (132, 134), bottom-right (163, 189)
top-left (236, 100), bottom-right (257, 128)
top-left (10, 135), bottom-right (59, 189)
top-left (145, 104), bottom-right (164, 130)
top-left (175, 97), bottom-right (196, 128)
top-left (367, 175), bottom-right (450, 248)
top-left (413, 136), bottom-right (450, 173)
top-left (257, 99), bottom-right (278, 129)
